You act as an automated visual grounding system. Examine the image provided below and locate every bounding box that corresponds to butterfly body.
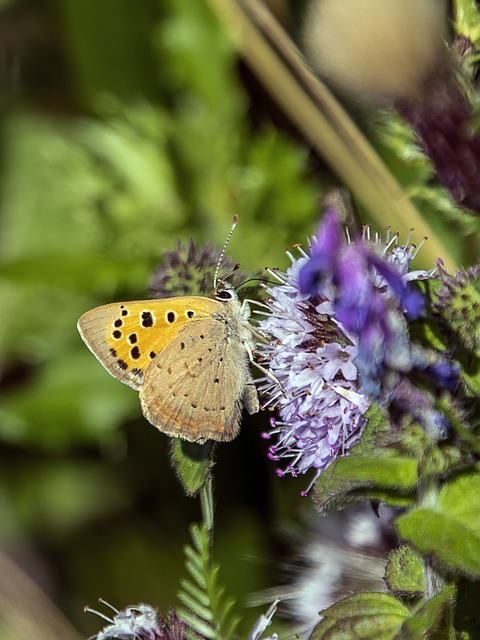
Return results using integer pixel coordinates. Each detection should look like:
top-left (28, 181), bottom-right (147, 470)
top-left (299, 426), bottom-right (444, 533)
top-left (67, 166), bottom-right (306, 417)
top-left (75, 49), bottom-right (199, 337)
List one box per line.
top-left (77, 284), bottom-right (259, 443)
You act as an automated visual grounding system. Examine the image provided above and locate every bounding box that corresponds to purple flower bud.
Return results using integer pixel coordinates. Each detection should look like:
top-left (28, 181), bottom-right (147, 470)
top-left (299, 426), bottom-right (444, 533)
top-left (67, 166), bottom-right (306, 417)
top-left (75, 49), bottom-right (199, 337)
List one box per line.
top-left (299, 209), bottom-right (343, 295)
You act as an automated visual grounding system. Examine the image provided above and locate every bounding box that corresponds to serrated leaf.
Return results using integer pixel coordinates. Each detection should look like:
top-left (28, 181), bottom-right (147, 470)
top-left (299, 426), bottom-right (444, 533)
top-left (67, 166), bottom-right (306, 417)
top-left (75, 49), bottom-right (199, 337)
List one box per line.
top-left (384, 546), bottom-right (425, 596)
top-left (178, 590), bottom-right (213, 621)
top-left (179, 578), bottom-right (211, 607)
top-left (217, 597), bottom-right (235, 626)
top-left (310, 592), bottom-right (410, 639)
top-left (398, 586), bottom-right (455, 639)
top-left (170, 440), bottom-right (215, 497)
top-left (396, 471), bottom-right (480, 577)
top-left (179, 522), bottom-right (240, 640)
top-left (223, 615), bottom-right (241, 639)
top-left (211, 585), bottom-right (225, 611)
top-left (178, 609), bottom-right (216, 639)
top-left (190, 523), bottom-right (205, 551)
top-left (184, 547), bottom-right (204, 574)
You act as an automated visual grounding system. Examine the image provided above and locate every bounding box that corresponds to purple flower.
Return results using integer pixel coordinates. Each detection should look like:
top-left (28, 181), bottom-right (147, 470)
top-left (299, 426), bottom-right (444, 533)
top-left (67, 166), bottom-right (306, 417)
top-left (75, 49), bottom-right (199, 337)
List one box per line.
top-left (298, 214), bottom-right (439, 403)
top-left (256, 245), bottom-right (369, 492)
top-left (256, 211), bottom-right (455, 490)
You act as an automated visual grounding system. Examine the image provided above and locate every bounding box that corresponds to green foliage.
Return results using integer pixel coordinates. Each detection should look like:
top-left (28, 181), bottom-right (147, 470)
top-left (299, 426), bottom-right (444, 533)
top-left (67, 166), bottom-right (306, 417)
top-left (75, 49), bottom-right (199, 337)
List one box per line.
top-left (178, 523), bottom-right (240, 640)
top-left (384, 546), bottom-right (425, 597)
top-left (311, 588), bottom-right (457, 640)
top-left (310, 592), bottom-right (410, 639)
top-left (313, 405), bottom-right (422, 511)
top-left (313, 455), bottom-right (418, 512)
top-left (0, 0), bottom-right (318, 450)
top-left (396, 471), bottom-right (480, 578)
top-left (170, 440), bottom-right (215, 498)
top-left (398, 587), bottom-right (456, 640)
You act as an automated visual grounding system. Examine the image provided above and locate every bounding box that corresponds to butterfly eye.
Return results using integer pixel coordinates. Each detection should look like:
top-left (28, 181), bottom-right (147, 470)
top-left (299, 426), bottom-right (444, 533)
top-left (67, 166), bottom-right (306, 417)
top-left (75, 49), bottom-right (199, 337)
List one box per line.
top-left (216, 289), bottom-right (233, 301)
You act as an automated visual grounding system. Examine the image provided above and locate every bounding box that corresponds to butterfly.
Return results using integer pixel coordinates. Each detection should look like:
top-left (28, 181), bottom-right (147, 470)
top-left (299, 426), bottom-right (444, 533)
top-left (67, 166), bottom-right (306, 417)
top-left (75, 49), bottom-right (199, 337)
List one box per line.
top-left (77, 275), bottom-right (260, 444)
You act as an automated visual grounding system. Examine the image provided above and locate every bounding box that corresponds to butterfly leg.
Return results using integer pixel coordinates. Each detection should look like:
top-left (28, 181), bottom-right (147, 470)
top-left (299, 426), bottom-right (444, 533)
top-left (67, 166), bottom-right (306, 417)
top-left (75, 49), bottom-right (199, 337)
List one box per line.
top-left (241, 298), bottom-right (270, 312)
top-left (240, 310), bottom-right (272, 344)
top-left (243, 340), bottom-right (285, 394)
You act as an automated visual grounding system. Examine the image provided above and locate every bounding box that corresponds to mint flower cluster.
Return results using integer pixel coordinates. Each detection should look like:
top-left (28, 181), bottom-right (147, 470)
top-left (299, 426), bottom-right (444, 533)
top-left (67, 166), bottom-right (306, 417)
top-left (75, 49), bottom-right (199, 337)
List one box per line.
top-left (257, 211), bottom-right (458, 490)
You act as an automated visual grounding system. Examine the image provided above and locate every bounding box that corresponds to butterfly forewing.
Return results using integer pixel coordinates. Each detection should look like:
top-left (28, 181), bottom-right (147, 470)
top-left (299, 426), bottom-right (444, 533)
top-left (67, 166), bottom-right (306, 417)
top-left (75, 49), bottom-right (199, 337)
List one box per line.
top-left (77, 297), bottom-right (222, 390)
top-left (139, 317), bottom-right (252, 443)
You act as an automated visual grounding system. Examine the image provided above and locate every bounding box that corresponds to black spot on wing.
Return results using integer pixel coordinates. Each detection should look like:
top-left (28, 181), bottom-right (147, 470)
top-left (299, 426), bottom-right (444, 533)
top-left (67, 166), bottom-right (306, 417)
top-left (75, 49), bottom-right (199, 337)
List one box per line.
top-left (131, 346), bottom-right (141, 360)
top-left (141, 311), bottom-right (154, 327)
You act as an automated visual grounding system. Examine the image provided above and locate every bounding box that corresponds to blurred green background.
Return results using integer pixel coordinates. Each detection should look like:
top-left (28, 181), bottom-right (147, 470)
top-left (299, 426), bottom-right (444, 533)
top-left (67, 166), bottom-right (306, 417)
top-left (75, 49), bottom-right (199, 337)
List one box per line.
top-left (0, 1), bottom-right (318, 637)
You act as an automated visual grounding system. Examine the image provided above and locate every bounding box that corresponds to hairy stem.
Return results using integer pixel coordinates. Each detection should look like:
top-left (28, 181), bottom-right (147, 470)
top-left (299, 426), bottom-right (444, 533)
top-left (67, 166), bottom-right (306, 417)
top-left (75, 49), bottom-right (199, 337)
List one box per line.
top-left (417, 478), bottom-right (445, 598)
top-left (199, 474), bottom-right (215, 550)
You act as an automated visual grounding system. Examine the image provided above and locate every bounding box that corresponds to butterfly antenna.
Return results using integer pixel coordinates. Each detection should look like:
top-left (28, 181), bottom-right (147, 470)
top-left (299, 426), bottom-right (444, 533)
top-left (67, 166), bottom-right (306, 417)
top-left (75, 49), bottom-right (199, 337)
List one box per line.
top-left (214, 215), bottom-right (238, 289)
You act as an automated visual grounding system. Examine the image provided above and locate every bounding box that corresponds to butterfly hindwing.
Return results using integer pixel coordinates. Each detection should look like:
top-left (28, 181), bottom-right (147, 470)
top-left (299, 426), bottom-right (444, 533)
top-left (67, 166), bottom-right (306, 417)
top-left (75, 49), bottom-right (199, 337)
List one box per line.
top-left (139, 316), bottom-right (253, 443)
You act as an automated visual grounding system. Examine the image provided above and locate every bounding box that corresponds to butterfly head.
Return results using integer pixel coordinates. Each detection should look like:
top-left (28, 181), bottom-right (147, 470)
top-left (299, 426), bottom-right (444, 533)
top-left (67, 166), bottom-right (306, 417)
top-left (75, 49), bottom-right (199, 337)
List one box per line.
top-left (212, 279), bottom-right (238, 303)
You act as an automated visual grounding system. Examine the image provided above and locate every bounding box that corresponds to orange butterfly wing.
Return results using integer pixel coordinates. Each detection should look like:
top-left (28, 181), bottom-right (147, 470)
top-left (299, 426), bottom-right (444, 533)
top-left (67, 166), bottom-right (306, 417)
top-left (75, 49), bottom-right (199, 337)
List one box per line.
top-left (77, 297), bottom-right (223, 390)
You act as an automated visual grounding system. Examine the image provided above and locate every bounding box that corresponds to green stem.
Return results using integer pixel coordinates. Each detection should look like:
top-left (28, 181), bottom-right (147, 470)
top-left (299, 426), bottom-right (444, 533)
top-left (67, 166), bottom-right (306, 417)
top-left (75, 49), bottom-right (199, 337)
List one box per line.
top-left (199, 474), bottom-right (215, 550)
top-left (417, 478), bottom-right (445, 599)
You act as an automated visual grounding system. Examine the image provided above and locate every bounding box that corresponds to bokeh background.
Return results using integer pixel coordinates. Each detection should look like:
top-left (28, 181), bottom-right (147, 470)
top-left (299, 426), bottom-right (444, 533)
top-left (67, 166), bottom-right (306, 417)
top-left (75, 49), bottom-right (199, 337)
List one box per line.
top-left (0, 1), bottom-right (318, 638)
top-left (1, 1), bottom-right (478, 638)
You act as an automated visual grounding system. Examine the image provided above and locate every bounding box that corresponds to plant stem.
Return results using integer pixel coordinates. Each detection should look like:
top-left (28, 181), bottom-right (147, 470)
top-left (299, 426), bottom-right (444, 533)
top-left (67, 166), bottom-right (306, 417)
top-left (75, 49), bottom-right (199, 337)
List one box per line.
top-left (199, 474), bottom-right (215, 550)
top-left (417, 477), bottom-right (445, 599)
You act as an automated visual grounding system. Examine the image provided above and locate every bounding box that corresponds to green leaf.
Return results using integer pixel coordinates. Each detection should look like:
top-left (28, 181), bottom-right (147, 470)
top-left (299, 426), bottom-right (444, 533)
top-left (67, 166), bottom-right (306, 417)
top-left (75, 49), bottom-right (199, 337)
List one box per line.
top-left (362, 490), bottom-right (415, 508)
top-left (178, 587), bottom-right (213, 622)
top-left (179, 578), bottom-right (210, 608)
top-left (384, 546), bottom-right (425, 597)
top-left (170, 440), bottom-right (215, 497)
top-left (332, 457), bottom-right (419, 488)
top-left (310, 592), bottom-right (410, 639)
top-left (398, 586), bottom-right (456, 639)
top-left (314, 456), bottom-right (418, 511)
top-left (397, 470), bottom-right (480, 577)
top-left (178, 523), bottom-right (240, 640)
